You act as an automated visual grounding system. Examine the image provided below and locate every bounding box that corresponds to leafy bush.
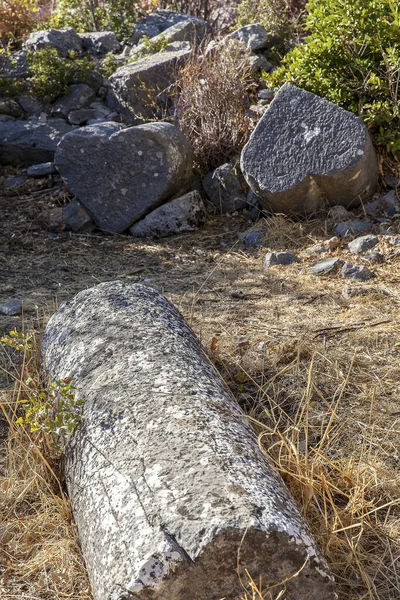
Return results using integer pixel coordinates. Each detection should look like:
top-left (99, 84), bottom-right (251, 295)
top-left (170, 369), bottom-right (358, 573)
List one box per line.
top-left (0, 0), bottom-right (42, 48)
top-left (265, 0), bottom-right (400, 154)
top-left (27, 47), bottom-right (93, 102)
top-left (236, 0), bottom-right (307, 57)
top-left (174, 41), bottom-right (257, 173)
top-left (47, 0), bottom-right (139, 41)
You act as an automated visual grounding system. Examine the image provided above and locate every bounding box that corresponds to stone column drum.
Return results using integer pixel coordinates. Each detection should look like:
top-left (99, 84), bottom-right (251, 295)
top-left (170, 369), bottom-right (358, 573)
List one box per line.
top-left (42, 282), bottom-right (337, 600)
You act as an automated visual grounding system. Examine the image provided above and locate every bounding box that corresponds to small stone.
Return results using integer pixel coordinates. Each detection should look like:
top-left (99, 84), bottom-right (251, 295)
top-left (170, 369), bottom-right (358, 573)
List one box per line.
top-left (64, 198), bottom-right (96, 233)
top-left (226, 23), bottom-right (269, 51)
top-left (384, 174), bottom-right (399, 189)
top-left (203, 163), bottom-right (247, 214)
top-left (0, 300), bottom-right (22, 315)
top-left (264, 251), bottom-right (297, 267)
top-left (347, 234), bottom-right (378, 254)
top-left (386, 235), bottom-right (400, 246)
top-left (335, 220), bottom-right (373, 237)
top-left (310, 257), bottom-right (344, 275)
top-left (363, 198), bottom-right (381, 216)
top-left (258, 89), bottom-right (275, 100)
top-left (242, 231), bottom-right (264, 249)
top-left (27, 162), bottom-right (56, 177)
top-left (365, 251), bottom-right (385, 264)
top-left (4, 175), bottom-right (27, 189)
top-left (341, 263), bottom-right (374, 281)
top-left (328, 205), bottom-right (351, 222)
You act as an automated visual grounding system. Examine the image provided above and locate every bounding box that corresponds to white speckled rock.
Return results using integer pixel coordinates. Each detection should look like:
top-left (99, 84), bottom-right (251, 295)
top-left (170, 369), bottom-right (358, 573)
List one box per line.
top-left (241, 83), bottom-right (378, 216)
top-left (42, 282), bottom-right (337, 600)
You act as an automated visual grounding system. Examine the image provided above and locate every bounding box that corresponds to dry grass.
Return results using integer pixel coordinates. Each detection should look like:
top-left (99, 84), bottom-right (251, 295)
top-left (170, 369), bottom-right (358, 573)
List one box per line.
top-left (1, 197), bottom-right (400, 598)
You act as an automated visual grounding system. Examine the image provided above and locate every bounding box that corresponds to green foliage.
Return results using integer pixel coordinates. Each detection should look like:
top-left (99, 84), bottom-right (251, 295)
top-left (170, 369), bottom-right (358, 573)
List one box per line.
top-left (26, 47), bottom-right (93, 102)
top-left (265, 0), bottom-right (400, 154)
top-left (46, 0), bottom-right (138, 41)
top-left (98, 51), bottom-right (122, 77)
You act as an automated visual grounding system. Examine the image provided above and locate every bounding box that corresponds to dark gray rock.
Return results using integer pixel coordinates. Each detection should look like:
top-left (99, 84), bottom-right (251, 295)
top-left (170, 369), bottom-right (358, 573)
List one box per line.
top-left (109, 49), bottom-right (190, 124)
top-left (131, 10), bottom-right (206, 44)
top-left (347, 234), bottom-right (378, 254)
top-left (248, 54), bottom-right (273, 74)
top-left (247, 190), bottom-right (262, 221)
top-left (51, 84), bottom-right (96, 119)
top-left (64, 198), bottom-right (96, 233)
top-left (0, 119), bottom-right (76, 166)
top-left (242, 230), bottom-right (264, 248)
top-left (241, 84), bottom-right (379, 216)
top-left (384, 174), bottom-right (399, 189)
top-left (24, 27), bottom-right (82, 57)
top-left (131, 18), bottom-right (209, 58)
top-left (68, 108), bottom-right (98, 125)
top-left (17, 95), bottom-right (44, 116)
top-left (335, 220), bottom-right (373, 237)
top-left (0, 300), bottom-right (22, 315)
top-left (264, 251), bottom-right (297, 267)
top-left (55, 121), bottom-right (193, 233)
top-left (0, 50), bottom-right (29, 78)
top-left (4, 175), bottom-right (27, 190)
top-left (226, 23), bottom-right (269, 51)
top-left (42, 281), bottom-right (336, 600)
top-left (380, 190), bottom-right (400, 216)
top-left (129, 190), bottom-right (205, 238)
top-left (258, 89), bottom-right (275, 100)
top-left (341, 263), bottom-right (374, 281)
top-left (74, 69), bottom-right (104, 93)
top-left (365, 251), bottom-right (385, 264)
top-left (79, 31), bottom-right (120, 57)
top-left (203, 164), bottom-right (248, 214)
top-left (310, 257), bottom-right (344, 275)
top-left (0, 115), bottom-right (15, 123)
top-left (0, 98), bottom-right (24, 118)
top-left (27, 162), bottom-right (56, 177)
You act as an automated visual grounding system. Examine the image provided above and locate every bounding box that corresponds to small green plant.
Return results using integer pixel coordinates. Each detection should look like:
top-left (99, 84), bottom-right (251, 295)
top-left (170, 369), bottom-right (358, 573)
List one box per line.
top-left (265, 0), bottom-right (400, 154)
top-left (26, 47), bottom-right (93, 102)
top-left (98, 51), bottom-right (123, 77)
top-left (46, 0), bottom-right (138, 41)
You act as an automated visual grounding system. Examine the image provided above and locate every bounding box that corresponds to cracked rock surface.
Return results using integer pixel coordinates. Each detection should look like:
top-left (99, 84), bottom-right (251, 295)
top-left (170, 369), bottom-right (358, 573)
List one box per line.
top-left (42, 282), bottom-right (336, 600)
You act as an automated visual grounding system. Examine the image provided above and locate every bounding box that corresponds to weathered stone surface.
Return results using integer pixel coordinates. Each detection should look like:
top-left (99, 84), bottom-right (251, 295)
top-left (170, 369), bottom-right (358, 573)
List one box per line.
top-left (27, 162), bottom-right (56, 176)
top-left (0, 300), bottom-right (22, 315)
top-left (64, 198), bottom-right (96, 233)
top-left (131, 19), bottom-right (208, 59)
top-left (347, 234), bottom-right (378, 254)
top-left (0, 119), bottom-right (76, 166)
top-left (51, 84), bottom-right (96, 119)
top-left (17, 95), bottom-right (44, 116)
top-left (203, 164), bottom-right (248, 214)
top-left (109, 49), bottom-right (190, 124)
top-left (264, 251), bottom-right (297, 267)
top-left (68, 102), bottom-right (111, 125)
top-left (42, 281), bottom-right (336, 600)
top-left (4, 175), bottom-right (27, 190)
top-left (310, 257), bottom-right (344, 275)
top-left (0, 50), bottom-right (29, 78)
top-left (24, 27), bottom-right (82, 57)
top-left (79, 31), bottom-right (120, 56)
top-left (55, 121), bottom-right (193, 233)
top-left (335, 220), bottom-right (373, 237)
top-left (226, 23), bottom-right (269, 51)
top-left (341, 263), bottom-right (374, 281)
top-left (241, 83), bottom-right (379, 216)
top-left (131, 10), bottom-right (205, 44)
top-left (129, 190), bottom-right (205, 238)
top-left (0, 98), bottom-right (24, 118)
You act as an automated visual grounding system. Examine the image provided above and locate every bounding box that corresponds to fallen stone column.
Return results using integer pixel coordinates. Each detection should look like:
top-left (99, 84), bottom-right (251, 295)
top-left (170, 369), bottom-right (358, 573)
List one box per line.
top-left (42, 282), bottom-right (336, 600)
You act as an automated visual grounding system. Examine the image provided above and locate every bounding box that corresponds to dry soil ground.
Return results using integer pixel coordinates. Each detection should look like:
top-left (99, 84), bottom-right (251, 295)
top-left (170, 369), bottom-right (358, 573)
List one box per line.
top-left (1, 165), bottom-right (400, 599)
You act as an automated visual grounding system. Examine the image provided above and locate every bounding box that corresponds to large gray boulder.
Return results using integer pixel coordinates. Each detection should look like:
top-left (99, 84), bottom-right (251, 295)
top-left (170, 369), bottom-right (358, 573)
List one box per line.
top-left (131, 10), bottom-right (207, 45)
top-left (55, 121), bottom-right (193, 233)
top-left (79, 31), bottom-right (121, 57)
top-left (24, 27), bottom-right (82, 57)
top-left (109, 48), bottom-right (190, 124)
top-left (129, 190), bottom-right (206, 237)
top-left (241, 83), bottom-right (379, 216)
top-left (131, 18), bottom-right (210, 58)
top-left (0, 119), bottom-right (77, 166)
top-left (42, 281), bottom-right (336, 600)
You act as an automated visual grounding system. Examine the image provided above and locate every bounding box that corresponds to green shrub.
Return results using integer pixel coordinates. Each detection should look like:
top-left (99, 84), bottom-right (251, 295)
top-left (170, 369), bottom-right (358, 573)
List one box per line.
top-left (265, 0), bottom-right (400, 154)
top-left (47, 0), bottom-right (138, 41)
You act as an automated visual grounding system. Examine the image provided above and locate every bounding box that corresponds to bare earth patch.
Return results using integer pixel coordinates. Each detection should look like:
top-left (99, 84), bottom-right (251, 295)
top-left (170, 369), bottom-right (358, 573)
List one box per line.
top-left (1, 167), bottom-right (400, 599)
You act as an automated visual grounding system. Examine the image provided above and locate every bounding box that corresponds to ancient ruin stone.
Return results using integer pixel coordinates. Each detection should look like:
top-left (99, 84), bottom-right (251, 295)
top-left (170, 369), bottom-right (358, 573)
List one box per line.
top-left (42, 281), bottom-right (336, 600)
top-left (109, 49), bottom-right (190, 124)
top-left (241, 83), bottom-right (379, 216)
top-left (54, 121), bottom-right (193, 233)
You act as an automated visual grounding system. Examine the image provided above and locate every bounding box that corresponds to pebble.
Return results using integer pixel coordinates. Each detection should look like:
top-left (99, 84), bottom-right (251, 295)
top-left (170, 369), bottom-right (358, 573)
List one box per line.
top-left (0, 300), bottom-right (22, 315)
top-left (347, 234), bottom-right (378, 254)
top-left (310, 257), bottom-right (344, 275)
top-left (263, 251), bottom-right (297, 267)
top-left (341, 263), bottom-right (374, 281)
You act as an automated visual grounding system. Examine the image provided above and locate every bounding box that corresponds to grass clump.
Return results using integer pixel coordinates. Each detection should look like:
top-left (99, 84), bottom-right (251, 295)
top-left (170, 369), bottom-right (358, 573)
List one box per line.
top-left (265, 0), bottom-right (400, 154)
top-left (175, 41), bottom-right (257, 173)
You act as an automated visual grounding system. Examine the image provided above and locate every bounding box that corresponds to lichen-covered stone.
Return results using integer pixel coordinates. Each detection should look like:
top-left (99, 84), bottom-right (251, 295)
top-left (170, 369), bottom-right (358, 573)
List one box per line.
top-left (42, 282), bottom-right (336, 600)
top-left (241, 83), bottom-right (379, 216)
top-left (54, 121), bottom-right (193, 233)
